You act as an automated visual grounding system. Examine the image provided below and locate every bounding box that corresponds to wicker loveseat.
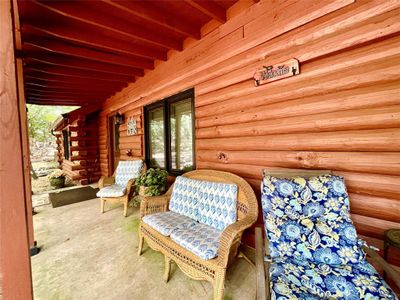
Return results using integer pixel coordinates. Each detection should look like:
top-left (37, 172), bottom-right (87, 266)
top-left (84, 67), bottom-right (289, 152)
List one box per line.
top-left (138, 170), bottom-right (258, 300)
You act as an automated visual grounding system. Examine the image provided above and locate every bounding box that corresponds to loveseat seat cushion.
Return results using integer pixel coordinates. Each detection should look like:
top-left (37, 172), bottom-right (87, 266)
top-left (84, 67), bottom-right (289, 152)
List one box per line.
top-left (269, 257), bottom-right (397, 300)
top-left (170, 222), bottom-right (222, 260)
top-left (142, 211), bottom-right (197, 236)
top-left (168, 176), bottom-right (201, 220)
top-left (196, 180), bottom-right (238, 231)
top-left (96, 184), bottom-right (126, 198)
top-left (115, 160), bottom-right (143, 187)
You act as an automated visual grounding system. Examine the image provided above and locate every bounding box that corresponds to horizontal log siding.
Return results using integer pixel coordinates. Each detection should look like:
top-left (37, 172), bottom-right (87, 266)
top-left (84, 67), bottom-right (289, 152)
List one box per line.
top-left (98, 0), bottom-right (400, 263)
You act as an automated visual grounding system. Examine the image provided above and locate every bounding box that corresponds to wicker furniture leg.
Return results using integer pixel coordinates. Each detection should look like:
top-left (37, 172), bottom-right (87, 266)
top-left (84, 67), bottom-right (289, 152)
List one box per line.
top-left (214, 270), bottom-right (226, 300)
top-left (100, 198), bottom-right (105, 213)
top-left (164, 256), bottom-right (172, 283)
top-left (138, 234), bottom-right (144, 255)
top-left (123, 199), bottom-right (128, 217)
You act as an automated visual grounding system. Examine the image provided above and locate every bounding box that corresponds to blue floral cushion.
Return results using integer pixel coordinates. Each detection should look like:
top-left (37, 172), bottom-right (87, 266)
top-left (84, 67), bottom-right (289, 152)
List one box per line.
top-left (196, 180), bottom-right (238, 231)
top-left (168, 176), bottom-right (202, 220)
top-left (270, 258), bottom-right (397, 300)
top-left (261, 174), bottom-right (366, 265)
top-left (142, 211), bottom-right (196, 236)
top-left (170, 222), bottom-right (222, 260)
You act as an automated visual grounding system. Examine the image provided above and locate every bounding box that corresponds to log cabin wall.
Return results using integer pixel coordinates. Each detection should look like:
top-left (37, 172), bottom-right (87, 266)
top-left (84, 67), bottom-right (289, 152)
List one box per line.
top-left (98, 0), bottom-right (400, 263)
top-left (56, 112), bottom-right (101, 185)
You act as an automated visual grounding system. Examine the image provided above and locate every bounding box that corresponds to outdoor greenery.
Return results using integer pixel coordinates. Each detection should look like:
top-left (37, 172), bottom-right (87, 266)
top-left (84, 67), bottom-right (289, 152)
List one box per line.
top-left (135, 168), bottom-right (168, 196)
top-left (27, 104), bottom-right (78, 142)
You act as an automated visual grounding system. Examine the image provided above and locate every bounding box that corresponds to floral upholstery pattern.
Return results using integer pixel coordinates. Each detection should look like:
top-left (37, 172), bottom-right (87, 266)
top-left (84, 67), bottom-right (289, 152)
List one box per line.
top-left (170, 222), bottom-right (222, 260)
top-left (261, 174), bottom-right (366, 265)
top-left (142, 211), bottom-right (196, 236)
top-left (269, 258), bottom-right (398, 300)
top-left (96, 184), bottom-right (126, 198)
top-left (196, 180), bottom-right (238, 231)
top-left (169, 176), bottom-right (201, 220)
top-left (115, 160), bottom-right (143, 187)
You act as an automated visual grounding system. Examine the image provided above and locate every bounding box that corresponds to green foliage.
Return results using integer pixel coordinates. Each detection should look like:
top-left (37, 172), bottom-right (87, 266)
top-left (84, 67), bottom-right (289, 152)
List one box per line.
top-left (135, 168), bottom-right (168, 196)
top-left (27, 104), bottom-right (79, 142)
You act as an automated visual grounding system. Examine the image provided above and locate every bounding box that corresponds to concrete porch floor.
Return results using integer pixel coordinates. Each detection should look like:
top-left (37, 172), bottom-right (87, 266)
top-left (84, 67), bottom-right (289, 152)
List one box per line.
top-left (32, 198), bottom-right (255, 300)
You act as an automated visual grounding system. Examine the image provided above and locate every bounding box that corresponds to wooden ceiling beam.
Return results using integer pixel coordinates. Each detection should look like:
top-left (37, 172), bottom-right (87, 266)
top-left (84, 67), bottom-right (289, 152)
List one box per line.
top-left (26, 94), bottom-right (106, 102)
top-left (21, 24), bottom-right (167, 61)
top-left (25, 82), bottom-right (119, 93)
top-left (27, 94), bottom-right (102, 102)
top-left (27, 99), bottom-right (85, 106)
top-left (102, 0), bottom-right (201, 39)
top-left (25, 76), bottom-right (127, 91)
top-left (32, 0), bottom-right (182, 50)
top-left (24, 66), bottom-right (134, 83)
top-left (184, 0), bottom-right (226, 23)
top-left (25, 88), bottom-right (110, 97)
top-left (23, 51), bottom-right (144, 77)
top-left (22, 36), bottom-right (154, 70)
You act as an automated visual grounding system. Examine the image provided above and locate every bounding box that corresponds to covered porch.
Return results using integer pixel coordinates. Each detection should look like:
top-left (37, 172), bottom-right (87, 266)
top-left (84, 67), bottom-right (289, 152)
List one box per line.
top-left (1, 0), bottom-right (400, 299)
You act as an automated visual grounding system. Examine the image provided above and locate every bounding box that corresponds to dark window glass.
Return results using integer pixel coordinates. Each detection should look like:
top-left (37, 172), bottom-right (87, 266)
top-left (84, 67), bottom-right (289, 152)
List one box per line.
top-left (145, 89), bottom-right (195, 174)
top-left (148, 107), bottom-right (165, 168)
top-left (170, 98), bottom-right (193, 171)
top-left (62, 129), bottom-right (70, 160)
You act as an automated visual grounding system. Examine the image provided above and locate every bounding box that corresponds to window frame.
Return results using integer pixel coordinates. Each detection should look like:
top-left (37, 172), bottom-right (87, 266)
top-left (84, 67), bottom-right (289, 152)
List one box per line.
top-left (144, 88), bottom-right (195, 176)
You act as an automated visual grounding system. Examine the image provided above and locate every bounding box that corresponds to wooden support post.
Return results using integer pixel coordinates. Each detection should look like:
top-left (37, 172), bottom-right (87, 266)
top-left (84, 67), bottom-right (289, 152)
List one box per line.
top-left (0, 0), bottom-right (33, 298)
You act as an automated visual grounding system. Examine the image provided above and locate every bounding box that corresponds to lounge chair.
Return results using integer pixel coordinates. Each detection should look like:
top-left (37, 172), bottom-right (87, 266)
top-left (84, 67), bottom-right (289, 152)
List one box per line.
top-left (256, 168), bottom-right (400, 300)
top-left (97, 160), bottom-right (146, 217)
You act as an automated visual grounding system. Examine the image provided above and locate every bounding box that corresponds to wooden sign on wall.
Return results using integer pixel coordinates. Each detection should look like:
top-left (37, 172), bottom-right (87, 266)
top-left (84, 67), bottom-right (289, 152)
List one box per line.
top-left (253, 58), bottom-right (300, 86)
top-left (127, 117), bottom-right (137, 136)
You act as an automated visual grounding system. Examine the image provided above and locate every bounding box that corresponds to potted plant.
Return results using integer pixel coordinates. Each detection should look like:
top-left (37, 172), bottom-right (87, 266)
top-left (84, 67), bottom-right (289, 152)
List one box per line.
top-left (136, 168), bottom-right (168, 196)
top-left (48, 169), bottom-right (66, 189)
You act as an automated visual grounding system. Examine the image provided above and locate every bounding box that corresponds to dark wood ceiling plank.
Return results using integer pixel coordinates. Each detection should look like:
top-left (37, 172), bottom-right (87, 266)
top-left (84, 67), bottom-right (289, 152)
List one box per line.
top-left (24, 66), bottom-right (134, 82)
top-left (23, 51), bottom-right (144, 77)
top-left (21, 24), bottom-right (167, 61)
top-left (103, 0), bottom-right (201, 39)
top-left (184, 0), bottom-right (226, 23)
top-left (22, 36), bottom-right (154, 70)
top-left (32, 0), bottom-right (182, 50)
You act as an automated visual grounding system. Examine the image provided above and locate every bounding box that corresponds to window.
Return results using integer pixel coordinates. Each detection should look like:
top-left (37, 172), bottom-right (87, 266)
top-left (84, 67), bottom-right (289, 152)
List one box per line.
top-left (62, 129), bottom-right (70, 160)
top-left (145, 89), bottom-right (195, 174)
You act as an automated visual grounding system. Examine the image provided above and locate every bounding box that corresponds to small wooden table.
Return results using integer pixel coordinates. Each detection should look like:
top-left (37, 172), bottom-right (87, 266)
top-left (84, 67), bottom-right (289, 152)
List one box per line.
top-left (383, 229), bottom-right (400, 279)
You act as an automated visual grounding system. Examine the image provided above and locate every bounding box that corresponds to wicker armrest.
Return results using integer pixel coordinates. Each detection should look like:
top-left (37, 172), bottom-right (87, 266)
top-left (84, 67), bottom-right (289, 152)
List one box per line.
top-left (363, 246), bottom-right (400, 289)
top-left (218, 215), bottom-right (257, 264)
top-left (125, 179), bottom-right (136, 196)
top-left (140, 194), bottom-right (170, 218)
top-left (98, 176), bottom-right (115, 189)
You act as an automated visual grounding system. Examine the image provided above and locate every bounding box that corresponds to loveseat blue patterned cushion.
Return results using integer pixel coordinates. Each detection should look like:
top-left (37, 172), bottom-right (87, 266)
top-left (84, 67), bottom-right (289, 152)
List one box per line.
top-left (196, 180), bottom-right (238, 231)
top-left (142, 211), bottom-right (197, 236)
top-left (269, 258), bottom-right (398, 299)
top-left (168, 176), bottom-right (202, 220)
top-left (96, 184), bottom-right (126, 198)
top-left (261, 174), bottom-right (366, 265)
top-left (170, 222), bottom-right (222, 260)
top-left (115, 160), bottom-right (143, 187)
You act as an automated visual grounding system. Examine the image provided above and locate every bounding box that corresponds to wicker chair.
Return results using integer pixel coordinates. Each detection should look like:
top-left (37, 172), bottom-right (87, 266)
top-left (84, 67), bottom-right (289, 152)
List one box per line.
top-left (138, 169), bottom-right (258, 300)
top-left (255, 168), bottom-right (400, 300)
top-left (97, 160), bottom-right (146, 217)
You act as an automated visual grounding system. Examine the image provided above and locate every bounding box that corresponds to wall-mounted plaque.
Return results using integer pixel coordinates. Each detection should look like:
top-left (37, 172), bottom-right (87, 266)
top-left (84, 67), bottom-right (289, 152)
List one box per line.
top-left (253, 58), bottom-right (300, 86)
top-left (127, 117), bottom-right (137, 136)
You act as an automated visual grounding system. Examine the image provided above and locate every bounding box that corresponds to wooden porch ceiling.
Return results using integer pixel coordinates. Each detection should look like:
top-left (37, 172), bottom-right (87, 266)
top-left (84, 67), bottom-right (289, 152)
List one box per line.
top-left (17, 0), bottom-right (237, 106)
